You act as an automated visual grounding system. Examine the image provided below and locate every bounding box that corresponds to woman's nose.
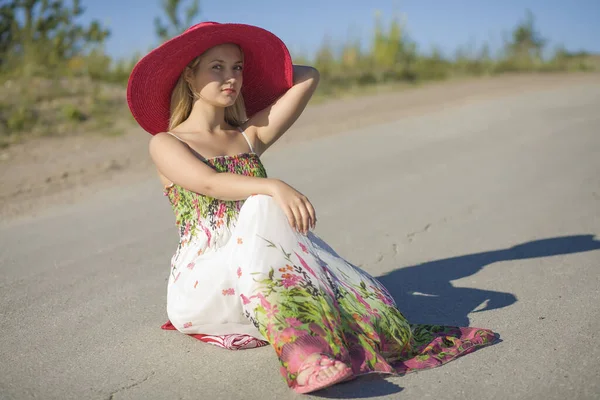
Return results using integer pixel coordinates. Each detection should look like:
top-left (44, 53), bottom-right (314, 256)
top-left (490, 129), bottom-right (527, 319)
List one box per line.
top-left (223, 72), bottom-right (235, 82)
top-left (225, 68), bottom-right (241, 82)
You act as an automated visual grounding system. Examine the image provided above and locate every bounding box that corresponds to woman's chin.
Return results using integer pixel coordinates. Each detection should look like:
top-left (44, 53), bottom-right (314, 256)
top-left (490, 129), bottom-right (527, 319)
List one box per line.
top-left (204, 98), bottom-right (236, 108)
top-left (220, 97), bottom-right (238, 107)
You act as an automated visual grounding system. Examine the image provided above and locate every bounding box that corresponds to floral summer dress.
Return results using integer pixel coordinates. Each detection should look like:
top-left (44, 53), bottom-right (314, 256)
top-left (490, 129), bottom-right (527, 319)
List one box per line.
top-left (160, 130), bottom-right (497, 387)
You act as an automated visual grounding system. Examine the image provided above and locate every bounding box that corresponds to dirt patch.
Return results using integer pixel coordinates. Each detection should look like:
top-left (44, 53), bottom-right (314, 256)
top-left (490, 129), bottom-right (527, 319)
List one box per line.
top-left (1, 73), bottom-right (598, 222)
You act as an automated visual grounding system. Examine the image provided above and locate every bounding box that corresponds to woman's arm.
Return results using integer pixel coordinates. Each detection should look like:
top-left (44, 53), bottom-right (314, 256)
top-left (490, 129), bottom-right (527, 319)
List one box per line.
top-left (150, 133), bottom-right (277, 201)
top-left (244, 65), bottom-right (320, 154)
top-left (149, 133), bottom-right (317, 233)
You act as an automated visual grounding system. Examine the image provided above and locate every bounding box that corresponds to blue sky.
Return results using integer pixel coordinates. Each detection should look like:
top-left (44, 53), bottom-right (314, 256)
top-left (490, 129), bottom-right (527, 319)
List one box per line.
top-left (80, 0), bottom-right (599, 60)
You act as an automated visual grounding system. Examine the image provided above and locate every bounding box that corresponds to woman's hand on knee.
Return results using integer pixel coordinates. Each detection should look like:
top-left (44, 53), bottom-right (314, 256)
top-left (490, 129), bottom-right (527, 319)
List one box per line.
top-left (269, 180), bottom-right (316, 235)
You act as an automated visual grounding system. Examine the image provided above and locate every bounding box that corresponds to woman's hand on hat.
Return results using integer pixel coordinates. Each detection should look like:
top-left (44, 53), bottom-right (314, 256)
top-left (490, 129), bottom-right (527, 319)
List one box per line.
top-left (269, 180), bottom-right (316, 235)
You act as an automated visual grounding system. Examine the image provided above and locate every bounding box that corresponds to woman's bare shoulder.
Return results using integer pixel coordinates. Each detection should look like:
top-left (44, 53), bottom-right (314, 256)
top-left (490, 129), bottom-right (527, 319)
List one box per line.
top-left (150, 131), bottom-right (178, 143)
top-left (148, 131), bottom-right (187, 154)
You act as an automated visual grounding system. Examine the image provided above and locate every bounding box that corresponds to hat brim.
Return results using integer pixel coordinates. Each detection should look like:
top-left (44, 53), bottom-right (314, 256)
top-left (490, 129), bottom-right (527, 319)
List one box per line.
top-left (127, 23), bottom-right (294, 135)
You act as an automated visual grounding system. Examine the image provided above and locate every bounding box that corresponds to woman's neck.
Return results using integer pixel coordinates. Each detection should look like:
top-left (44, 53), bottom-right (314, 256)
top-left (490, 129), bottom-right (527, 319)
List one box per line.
top-left (183, 99), bottom-right (228, 133)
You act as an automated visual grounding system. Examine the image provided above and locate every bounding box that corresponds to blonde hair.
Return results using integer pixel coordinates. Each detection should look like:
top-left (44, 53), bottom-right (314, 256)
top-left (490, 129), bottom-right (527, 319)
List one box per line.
top-left (169, 45), bottom-right (247, 130)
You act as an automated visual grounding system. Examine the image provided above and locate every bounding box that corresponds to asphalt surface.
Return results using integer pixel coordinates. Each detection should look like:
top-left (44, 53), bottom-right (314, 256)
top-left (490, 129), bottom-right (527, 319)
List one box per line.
top-left (1, 80), bottom-right (599, 400)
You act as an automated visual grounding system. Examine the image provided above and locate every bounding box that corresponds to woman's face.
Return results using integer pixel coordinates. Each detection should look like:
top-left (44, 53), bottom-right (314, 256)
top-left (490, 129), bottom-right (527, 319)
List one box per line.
top-left (190, 43), bottom-right (244, 108)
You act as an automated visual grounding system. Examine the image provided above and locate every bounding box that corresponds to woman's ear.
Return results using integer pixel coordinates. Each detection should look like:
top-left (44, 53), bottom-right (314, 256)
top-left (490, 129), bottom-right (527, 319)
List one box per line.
top-left (184, 67), bottom-right (198, 95)
top-left (184, 66), bottom-right (195, 84)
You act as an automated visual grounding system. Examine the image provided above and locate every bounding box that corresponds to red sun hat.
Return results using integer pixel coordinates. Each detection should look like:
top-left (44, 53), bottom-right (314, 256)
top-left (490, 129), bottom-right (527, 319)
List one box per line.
top-left (127, 21), bottom-right (294, 135)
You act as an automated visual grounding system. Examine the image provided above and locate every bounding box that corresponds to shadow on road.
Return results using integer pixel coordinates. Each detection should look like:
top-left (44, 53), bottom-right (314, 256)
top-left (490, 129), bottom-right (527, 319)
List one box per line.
top-left (310, 234), bottom-right (600, 398)
top-left (377, 234), bottom-right (600, 326)
top-left (317, 373), bottom-right (403, 398)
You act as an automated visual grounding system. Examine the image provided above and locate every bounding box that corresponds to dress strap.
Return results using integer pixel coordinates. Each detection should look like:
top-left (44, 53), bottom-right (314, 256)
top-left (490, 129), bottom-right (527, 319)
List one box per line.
top-left (238, 127), bottom-right (255, 153)
top-left (166, 131), bottom-right (186, 142)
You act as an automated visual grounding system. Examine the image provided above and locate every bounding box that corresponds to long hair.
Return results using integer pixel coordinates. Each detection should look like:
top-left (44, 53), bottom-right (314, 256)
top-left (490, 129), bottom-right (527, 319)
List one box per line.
top-left (168, 46), bottom-right (247, 130)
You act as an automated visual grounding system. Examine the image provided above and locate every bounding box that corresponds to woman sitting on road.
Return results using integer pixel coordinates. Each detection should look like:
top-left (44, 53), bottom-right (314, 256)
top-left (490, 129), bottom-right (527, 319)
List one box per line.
top-left (127, 21), bottom-right (497, 395)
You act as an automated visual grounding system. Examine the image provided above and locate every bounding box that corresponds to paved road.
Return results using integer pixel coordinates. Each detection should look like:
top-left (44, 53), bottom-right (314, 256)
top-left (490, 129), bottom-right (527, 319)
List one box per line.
top-left (1, 80), bottom-right (599, 400)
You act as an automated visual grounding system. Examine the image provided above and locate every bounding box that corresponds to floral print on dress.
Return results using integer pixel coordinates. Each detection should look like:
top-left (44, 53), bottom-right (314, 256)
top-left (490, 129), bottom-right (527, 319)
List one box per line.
top-left (163, 153), bottom-right (267, 240)
top-left (238, 235), bottom-right (496, 385)
top-left (160, 151), bottom-right (497, 390)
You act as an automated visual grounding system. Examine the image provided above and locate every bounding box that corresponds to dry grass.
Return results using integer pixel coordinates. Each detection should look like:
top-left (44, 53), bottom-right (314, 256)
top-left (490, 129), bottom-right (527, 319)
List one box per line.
top-left (0, 77), bottom-right (129, 148)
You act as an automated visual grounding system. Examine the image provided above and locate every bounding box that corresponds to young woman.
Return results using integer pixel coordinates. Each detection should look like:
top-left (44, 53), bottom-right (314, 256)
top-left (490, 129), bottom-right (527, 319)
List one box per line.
top-left (127, 21), bottom-right (497, 395)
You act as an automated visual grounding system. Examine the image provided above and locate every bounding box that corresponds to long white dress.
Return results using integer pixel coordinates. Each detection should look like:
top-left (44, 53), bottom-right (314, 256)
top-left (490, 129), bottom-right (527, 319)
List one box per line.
top-left (160, 130), bottom-right (497, 387)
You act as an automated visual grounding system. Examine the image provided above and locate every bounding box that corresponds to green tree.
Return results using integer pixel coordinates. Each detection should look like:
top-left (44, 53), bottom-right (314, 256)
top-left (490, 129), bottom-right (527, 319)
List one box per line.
top-left (340, 39), bottom-right (361, 74)
top-left (314, 35), bottom-right (336, 79)
top-left (508, 9), bottom-right (546, 61)
top-left (0, 0), bottom-right (109, 73)
top-left (154, 0), bottom-right (201, 42)
top-left (0, 2), bottom-right (17, 59)
top-left (370, 11), bottom-right (416, 80)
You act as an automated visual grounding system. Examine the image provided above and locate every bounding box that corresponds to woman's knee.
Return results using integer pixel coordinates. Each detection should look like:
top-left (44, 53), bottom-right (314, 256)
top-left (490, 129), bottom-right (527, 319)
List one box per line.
top-left (244, 194), bottom-right (274, 206)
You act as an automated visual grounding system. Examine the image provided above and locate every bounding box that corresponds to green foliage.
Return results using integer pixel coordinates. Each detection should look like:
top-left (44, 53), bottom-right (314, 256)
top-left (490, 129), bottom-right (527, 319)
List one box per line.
top-left (371, 11), bottom-right (417, 77)
top-left (5, 104), bottom-right (37, 131)
top-left (507, 9), bottom-right (546, 61)
top-left (0, 0), bottom-right (110, 76)
top-left (313, 37), bottom-right (333, 76)
top-left (0, 2), bottom-right (17, 57)
top-left (62, 104), bottom-right (86, 121)
top-left (0, 4), bottom-right (597, 146)
top-left (0, 76), bottom-right (128, 147)
top-left (154, 0), bottom-right (201, 42)
top-left (308, 9), bottom-right (597, 98)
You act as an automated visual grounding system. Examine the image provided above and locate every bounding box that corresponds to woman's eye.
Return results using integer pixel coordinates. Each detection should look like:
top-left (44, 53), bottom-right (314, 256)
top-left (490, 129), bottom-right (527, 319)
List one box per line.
top-left (212, 64), bottom-right (242, 71)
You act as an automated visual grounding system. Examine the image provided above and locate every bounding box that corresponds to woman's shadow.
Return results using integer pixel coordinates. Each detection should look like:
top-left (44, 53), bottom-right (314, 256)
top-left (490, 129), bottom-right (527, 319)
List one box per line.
top-left (375, 234), bottom-right (600, 326)
top-left (310, 234), bottom-right (600, 399)
top-left (311, 233), bottom-right (600, 327)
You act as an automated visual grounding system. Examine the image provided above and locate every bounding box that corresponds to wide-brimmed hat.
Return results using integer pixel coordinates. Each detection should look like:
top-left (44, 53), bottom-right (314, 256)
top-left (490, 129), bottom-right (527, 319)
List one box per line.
top-left (127, 21), bottom-right (293, 135)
